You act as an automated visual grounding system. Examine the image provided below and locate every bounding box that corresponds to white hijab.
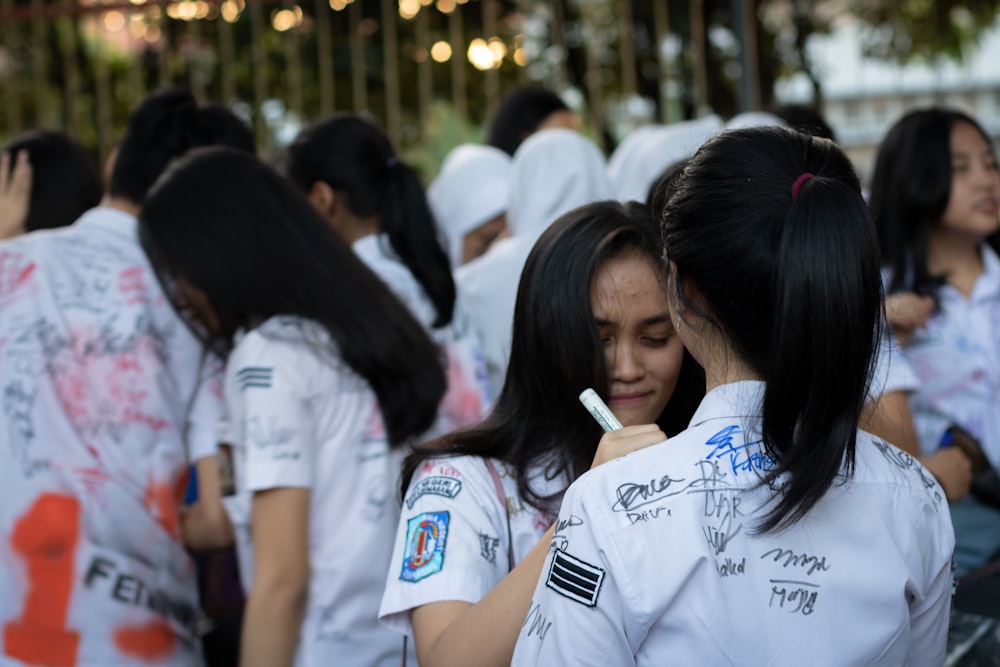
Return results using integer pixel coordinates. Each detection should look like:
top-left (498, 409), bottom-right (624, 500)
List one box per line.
top-left (427, 144), bottom-right (511, 267)
top-left (725, 111), bottom-right (786, 130)
top-left (456, 129), bottom-right (612, 393)
top-left (608, 116), bottom-right (723, 203)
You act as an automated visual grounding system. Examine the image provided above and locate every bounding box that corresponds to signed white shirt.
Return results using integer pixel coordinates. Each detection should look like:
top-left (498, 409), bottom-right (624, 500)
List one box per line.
top-left (379, 455), bottom-right (565, 637)
top-left (224, 316), bottom-right (407, 667)
top-left (512, 381), bottom-right (954, 667)
top-left (0, 207), bottom-right (222, 666)
top-left (899, 244), bottom-right (1000, 466)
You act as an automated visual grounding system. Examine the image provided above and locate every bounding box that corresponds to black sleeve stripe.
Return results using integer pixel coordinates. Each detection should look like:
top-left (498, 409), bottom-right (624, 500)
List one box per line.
top-left (555, 556), bottom-right (603, 583)
top-left (548, 573), bottom-right (595, 600)
top-left (237, 367), bottom-right (274, 390)
top-left (545, 549), bottom-right (605, 608)
top-left (549, 566), bottom-right (598, 591)
top-left (236, 367), bottom-right (273, 378)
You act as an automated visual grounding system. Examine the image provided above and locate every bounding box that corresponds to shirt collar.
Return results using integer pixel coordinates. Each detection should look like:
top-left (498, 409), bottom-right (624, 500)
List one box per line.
top-left (74, 206), bottom-right (138, 241)
top-left (688, 380), bottom-right (765, 428)
top-left (971, 243), bottom-right (1000, 302)
top-left (352, 233), bottom-right (396, 262)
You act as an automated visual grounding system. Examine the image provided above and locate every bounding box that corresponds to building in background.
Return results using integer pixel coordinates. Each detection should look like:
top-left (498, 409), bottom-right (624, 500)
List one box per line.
top-left (775, 15), bottom-right (1000, 182)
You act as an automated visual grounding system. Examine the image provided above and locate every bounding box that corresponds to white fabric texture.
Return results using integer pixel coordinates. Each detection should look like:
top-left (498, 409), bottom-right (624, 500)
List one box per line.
top-left (456, 129), bottom-right (612, 393)
top-left (352, 234), bottom-right (492, 438)
top-left (225, 316), bottom-right (409, 667)
top-left (899, 243), bottom-right (1000, 465)
top-left (725, 111), bottom-right (787, 130)
top-left (512, 381), bottom-right (954, 667)
top-left (428, 144), bottom-right (512, 267)
top-left (0, 207), bottom-right (222, 667)
top-left (378, 455), bottom-right (565, 637)
top-left (869, 326), bottom-right (920, 398)
top-left (608, 116), bottom-right (723, 203)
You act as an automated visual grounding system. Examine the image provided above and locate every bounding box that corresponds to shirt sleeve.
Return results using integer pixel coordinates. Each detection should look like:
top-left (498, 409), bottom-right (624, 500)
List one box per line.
top-left (228, 333), bottom-right (315, 491)
top-left (511, 477), bottom-right (635, 667)
top-left (185, 352), bottom-right (226, 462)
top-left (904, 496), bottom-right (955, 667)
top-left (378, 456), bottom-right (511, 636)
top-left (870, 328), bottom-right (920, 398)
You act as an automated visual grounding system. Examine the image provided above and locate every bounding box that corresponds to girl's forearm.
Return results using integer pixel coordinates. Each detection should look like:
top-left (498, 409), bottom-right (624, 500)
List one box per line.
top-left (239, 584), bottom-right (308, 667)
top-left (417, 524), bottom-right (556, 667)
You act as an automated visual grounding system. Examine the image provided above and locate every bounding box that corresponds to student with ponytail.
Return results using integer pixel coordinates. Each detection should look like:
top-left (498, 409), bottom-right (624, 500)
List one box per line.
top-left (287, 115), bottom-right (490, 434)
top-left (379, 200), bottom-right (702, 667)
top-left (139, 147), bottom-right (445, 667)
top-left (512, 126), bottom-right (954, 666)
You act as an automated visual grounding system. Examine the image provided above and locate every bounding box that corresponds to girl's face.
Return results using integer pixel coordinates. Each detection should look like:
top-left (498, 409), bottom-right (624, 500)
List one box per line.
top-left (591, 253), bottom-right (685, 427)
top-left (940, 121), bottom-right (999, 238)
top-left (170, 276), bottom-right (222, 337)
top-left (461, 213), bottom-right (507, 264)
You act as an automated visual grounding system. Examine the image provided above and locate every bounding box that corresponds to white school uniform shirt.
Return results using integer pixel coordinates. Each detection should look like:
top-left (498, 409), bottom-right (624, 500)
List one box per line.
top-left (224, 316), bottom-right (406, 667)
top-left (512, 381), bottom-right (954, 667)
top-left (353, 233), bottom-right (491, 436)
top-left (378, 455), bottom-right (566, 636)
top-left (897, 244), bottom-right (1000, 466)
top-left (456, 129), bottom-right (613, 394)
top-left (0, 207), bottom-right (222, 667)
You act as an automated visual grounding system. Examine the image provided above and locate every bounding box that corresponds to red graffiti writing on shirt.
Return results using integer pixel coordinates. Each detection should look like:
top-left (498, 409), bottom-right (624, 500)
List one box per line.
top-left (114, 621), bottom-right (176, 662)
top-left (3, 494), bottom-right (82, 667)
top-left (143, 467), bottom-right (190, 540)
top-left (441, 350), bottom-right (486, 430)
top-left (52, 328), bottom-right (172, 439)
top-left (420, 461), bottom-right (463, 479)
top-left (117, 266), bottom-right (151, 306)
top-left (5, 482), bottom-right (189, 664)
top-left (0, 251), bottom-right (37, 307)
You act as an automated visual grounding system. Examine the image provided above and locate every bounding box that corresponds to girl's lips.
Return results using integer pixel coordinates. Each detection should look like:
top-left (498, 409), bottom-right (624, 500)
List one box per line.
top-left (976, 198), bottom-right (999, 215)
top-left (609, 392), bottom-right (649, 404)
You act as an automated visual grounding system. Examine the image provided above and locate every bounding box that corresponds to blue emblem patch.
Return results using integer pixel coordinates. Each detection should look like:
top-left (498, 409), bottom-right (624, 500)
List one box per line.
top-left (400, 511), bottom-right (450, 583)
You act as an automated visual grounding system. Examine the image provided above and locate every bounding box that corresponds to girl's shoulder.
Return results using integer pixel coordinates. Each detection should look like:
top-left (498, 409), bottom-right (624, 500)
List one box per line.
top-left (402, 454), bottom-right (515, 522)
top-left (407, 453), bottom-right (502, 494)
top-left (852, 432), bottom-right (948, 510)
top-left (229, 316), bottom-right (344, 387)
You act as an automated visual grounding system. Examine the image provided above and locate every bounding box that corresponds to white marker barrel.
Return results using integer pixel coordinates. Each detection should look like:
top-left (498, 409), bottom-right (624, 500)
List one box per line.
top-left (579, 388), bottom-right (623, 432)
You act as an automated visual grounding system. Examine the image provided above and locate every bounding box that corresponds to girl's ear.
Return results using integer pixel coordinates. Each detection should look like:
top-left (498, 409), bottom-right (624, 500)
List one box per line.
top-left (306, 180), bottom-right (337, 219)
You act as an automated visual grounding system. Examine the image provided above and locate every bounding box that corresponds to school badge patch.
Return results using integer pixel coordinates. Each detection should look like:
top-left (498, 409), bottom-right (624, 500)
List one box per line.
top-left (400, 511), bottom-right (450, 583)
top-left (405, 476), bottom-right (463, 509)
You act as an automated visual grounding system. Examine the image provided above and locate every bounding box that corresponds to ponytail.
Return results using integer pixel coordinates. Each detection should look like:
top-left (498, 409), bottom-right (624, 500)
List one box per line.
top-left (759, 176), bottom-right (882, 531)
top-left (287, 114), bottom-right (455, 328)
top-left (662, 126), bottom-right (883, 533)
top-left (382, 160), bottom-right (456, 328)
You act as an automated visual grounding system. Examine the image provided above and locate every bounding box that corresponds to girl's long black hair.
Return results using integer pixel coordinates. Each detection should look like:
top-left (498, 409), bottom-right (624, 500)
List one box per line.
top-left (662, 126), bottom-right (883, 533)
top-left (401, 200), bottom-right (704, 510)
top-left (139, 147), bottom-right (445, 448)
top-left (868, 107), bottom-right (1000, 297)
top-left (286, 114), bottom-right (455, 329)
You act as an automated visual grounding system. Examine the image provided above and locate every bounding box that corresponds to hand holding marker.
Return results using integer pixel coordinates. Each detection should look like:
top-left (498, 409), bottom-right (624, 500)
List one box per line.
top-left (579, 388), bottom-right (623, 432)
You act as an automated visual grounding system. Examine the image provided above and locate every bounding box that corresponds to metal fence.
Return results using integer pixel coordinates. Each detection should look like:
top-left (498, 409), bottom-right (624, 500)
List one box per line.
top-left (0, 0), bottom-right (713, 166)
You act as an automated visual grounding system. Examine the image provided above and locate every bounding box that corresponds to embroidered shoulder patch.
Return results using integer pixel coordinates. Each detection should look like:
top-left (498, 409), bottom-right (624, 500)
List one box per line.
top-left (405, 476), bottom-right (463, 509)
top-left (545, 549), bottom-right (605, 607)
top-left (400, 511), bottom-right (450, 583)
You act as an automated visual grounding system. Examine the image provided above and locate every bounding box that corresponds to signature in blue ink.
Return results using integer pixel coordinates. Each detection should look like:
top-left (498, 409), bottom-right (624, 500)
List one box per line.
top-left (704, 425), bottom-right (776, 477)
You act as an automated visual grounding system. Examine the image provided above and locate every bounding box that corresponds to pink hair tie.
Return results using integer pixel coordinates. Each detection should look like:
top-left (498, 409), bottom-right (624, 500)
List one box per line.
top-left (791, 172), bottom-right (814, 200)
